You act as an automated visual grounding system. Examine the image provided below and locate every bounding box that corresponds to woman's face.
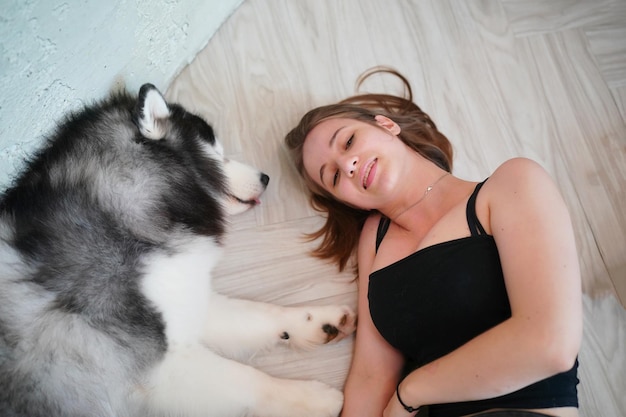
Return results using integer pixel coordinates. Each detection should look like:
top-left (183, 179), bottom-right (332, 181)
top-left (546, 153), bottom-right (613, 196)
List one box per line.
top-left (302, 115), bottom-right (410, 210)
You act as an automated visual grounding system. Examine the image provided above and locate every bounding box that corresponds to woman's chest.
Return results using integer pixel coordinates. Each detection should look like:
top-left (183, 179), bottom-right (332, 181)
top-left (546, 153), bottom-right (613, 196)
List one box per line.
top-left (368, 237), bottom-right (511, 363)
top-left (373, 200), bottom-right (471, 271)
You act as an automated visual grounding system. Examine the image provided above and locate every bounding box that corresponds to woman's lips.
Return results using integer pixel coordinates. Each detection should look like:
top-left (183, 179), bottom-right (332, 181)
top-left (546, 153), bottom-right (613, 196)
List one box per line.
top-left (362, 158), bottom-right (377, 189)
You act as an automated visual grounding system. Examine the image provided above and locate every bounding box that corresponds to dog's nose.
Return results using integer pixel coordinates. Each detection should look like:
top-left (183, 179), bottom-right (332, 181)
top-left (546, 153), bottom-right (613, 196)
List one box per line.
top-left (260, 173), bottom-right (270, 187)
top-left (322, 324), bottom-right (339, 343)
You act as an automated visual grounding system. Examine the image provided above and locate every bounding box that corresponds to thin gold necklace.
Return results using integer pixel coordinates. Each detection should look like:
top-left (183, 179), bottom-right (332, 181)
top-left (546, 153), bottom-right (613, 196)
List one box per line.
top-left (392, 172), bottom-right (450, 221)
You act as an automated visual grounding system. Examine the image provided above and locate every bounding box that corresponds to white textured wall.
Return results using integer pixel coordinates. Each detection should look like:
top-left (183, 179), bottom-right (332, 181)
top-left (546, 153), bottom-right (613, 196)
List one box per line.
top-left (0, 0), bottom-right (242, 189)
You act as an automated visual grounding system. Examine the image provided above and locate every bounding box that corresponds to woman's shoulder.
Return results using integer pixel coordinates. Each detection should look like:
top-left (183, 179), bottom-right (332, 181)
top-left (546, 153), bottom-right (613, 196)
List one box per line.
top-left (482, 157), bottom-right (553, 197)
top-left (355, 212), bottom-right (385, 277)
top-left (360, 212), bottom-right (384, 243)
top-left (481, 157), bottom-right (564, 225)
top-left (358, 212), bottom-right (386, 255)
top-left (490, 157), bottom-right (547, 181)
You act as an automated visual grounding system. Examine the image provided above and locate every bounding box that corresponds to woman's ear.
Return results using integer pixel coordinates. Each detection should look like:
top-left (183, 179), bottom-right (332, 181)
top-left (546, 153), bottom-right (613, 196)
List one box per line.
top-left (374, 115), bottom-right (401, 135)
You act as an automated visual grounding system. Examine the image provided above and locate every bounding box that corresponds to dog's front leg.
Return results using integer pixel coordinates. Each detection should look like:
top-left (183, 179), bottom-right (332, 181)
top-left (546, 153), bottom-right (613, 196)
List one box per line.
top-left (201, 294), bottom-right (356, 360)
top-left (144, 344), bottom-right (344, 417)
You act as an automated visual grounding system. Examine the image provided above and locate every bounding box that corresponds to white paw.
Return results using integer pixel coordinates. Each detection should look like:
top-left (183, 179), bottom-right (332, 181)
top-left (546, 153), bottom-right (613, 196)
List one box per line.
top-left (298, 380), bottom-right (344, 417)
top-left (258, 379), bottom-right (344, 417)
top-left (281, 305), bottom-right (356, 349)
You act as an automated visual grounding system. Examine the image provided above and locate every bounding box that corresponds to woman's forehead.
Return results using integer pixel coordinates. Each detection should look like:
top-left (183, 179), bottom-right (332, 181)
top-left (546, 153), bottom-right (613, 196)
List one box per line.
top-left (304, 118), bottom-right (344, 152)
top-left (309, 117), bottom-right (348, 137)
top-left (302, 119), bottom-right (347, 184)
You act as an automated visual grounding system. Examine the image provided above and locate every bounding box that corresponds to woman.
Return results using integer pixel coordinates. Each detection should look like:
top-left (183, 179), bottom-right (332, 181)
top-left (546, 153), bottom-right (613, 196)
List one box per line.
top-left (284, 68), bottom-right (582, 417)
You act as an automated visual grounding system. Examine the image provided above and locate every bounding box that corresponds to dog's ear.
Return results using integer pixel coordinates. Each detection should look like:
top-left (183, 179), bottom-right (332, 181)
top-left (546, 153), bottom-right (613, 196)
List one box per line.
top-left (134, 84), bottom-right (170, 140)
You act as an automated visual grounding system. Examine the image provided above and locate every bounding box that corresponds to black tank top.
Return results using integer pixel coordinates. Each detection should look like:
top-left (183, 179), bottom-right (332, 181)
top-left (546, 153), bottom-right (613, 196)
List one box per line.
top-left (368, 180), bottom-right (578, 417)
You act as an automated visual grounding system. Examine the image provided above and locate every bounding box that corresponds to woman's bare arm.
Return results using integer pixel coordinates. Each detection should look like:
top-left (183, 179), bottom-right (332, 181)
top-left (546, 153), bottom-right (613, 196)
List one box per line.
top-left (341, 214), bottom-right (405, 417)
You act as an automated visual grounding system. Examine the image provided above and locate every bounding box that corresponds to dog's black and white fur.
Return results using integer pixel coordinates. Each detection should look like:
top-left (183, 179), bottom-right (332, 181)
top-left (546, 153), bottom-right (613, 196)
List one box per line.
top-left (0, 84), bottom-right (356, 417)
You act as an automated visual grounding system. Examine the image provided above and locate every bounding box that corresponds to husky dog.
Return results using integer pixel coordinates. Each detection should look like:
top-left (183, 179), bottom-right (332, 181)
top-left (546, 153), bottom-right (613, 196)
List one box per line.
top-left (0, 84), bottom-right (356, 417)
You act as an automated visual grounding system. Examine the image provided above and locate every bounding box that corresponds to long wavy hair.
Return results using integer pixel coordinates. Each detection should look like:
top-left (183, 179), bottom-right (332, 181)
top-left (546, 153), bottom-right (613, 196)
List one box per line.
top-left (284, 67), bottom-right (454, 273)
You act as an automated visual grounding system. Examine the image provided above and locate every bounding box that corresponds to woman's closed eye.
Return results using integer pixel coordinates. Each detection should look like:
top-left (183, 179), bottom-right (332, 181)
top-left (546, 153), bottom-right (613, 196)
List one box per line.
top-left (333, 135), bottom-right (354, 186)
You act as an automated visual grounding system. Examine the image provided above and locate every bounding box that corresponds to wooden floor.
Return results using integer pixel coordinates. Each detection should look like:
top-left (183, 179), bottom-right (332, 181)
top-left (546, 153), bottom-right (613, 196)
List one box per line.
top-left (166, 1), bottom-right (626, 416)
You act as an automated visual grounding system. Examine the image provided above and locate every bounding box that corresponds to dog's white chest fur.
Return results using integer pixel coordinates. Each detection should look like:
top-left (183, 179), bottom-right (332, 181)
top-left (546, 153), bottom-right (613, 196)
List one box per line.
top-left (141, 236), bottom-right (223, 345)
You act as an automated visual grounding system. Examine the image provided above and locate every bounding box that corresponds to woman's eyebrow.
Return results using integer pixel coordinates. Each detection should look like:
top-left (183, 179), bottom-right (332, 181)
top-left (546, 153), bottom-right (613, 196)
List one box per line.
top-left (319, 126), bottom-right (346, 184)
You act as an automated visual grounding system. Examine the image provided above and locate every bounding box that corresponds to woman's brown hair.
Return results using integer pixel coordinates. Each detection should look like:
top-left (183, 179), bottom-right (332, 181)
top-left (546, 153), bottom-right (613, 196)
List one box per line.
top-left (284, 67), bottom-right (453, 273)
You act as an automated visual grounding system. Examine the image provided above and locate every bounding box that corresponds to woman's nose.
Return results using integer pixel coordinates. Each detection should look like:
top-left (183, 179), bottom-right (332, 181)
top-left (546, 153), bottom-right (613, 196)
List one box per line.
top-left (341, 155), bottom-right (358, 176)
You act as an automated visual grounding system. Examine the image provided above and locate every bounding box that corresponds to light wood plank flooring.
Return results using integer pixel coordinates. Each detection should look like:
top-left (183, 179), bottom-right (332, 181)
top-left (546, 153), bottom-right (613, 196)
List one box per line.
top-left (166, 1), bottom-right (626, 415)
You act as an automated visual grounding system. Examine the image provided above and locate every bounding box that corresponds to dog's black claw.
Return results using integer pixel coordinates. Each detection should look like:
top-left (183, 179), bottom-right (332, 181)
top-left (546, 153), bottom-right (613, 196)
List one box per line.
top-left (281, 332), bottom-right (290, 340)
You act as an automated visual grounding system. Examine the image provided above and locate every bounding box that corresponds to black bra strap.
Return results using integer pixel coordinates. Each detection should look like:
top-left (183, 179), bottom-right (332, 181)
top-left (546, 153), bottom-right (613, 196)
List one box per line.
top-left (375, 216), bottom-right (391, 253)
top-left (466, 180), bottom-right (488, 236)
